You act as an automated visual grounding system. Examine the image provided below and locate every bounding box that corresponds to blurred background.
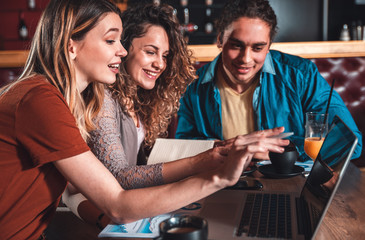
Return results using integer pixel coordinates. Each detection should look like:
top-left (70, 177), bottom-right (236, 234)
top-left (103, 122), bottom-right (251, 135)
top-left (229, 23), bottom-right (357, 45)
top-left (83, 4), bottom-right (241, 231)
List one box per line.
top-left (1, 0), bottom-right (365, 50)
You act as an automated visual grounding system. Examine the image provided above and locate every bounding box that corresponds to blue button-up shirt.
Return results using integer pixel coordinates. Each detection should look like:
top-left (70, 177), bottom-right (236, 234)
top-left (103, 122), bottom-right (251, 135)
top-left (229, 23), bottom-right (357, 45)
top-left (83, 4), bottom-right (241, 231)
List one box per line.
top-left (176, 50), bottom-right (362, 160)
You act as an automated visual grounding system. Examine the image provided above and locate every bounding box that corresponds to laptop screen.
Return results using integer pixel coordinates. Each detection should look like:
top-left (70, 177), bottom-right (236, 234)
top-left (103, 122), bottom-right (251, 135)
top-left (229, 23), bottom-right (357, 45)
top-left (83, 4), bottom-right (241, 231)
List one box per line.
top-left (300, 115), bottom-right (358, 238)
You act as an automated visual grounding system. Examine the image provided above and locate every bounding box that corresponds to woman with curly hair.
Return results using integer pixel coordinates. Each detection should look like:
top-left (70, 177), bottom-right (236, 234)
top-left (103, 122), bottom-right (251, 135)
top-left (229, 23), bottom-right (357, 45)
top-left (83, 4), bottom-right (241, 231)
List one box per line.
top-left (62, 3), bottom-right (288, 231)
top-left (116, 3), bottom-right (196, 148)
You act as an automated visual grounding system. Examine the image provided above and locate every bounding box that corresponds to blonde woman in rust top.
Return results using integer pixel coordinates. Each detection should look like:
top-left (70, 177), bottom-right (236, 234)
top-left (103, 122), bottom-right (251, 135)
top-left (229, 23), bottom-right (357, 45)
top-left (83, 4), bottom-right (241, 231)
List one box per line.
top-left (0, 0), bottom-right (288, 239)
top-left (62, 3), bottom-right (206, 228)
top-left (62, 3), bottom-right (289, 231)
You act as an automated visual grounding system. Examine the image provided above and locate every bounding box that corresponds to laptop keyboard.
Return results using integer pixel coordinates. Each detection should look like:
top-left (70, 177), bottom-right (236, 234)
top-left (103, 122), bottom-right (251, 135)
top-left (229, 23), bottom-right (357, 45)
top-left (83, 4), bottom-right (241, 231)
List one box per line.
top-left (237, 193), bottom-right (292, 239)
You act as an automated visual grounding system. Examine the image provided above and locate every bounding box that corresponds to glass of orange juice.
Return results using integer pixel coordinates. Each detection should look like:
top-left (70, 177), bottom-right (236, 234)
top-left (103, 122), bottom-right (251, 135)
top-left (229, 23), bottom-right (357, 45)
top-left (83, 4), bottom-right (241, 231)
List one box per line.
top-left (304, 112), bottom-right (328, 161)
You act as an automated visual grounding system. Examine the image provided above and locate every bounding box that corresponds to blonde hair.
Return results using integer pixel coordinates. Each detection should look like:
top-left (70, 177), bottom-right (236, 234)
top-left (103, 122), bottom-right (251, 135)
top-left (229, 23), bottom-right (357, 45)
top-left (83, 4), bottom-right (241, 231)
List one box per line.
top-left (0, 0), bottom-right (121, 140)
top-left (112, 4), bottom-right (196, 147)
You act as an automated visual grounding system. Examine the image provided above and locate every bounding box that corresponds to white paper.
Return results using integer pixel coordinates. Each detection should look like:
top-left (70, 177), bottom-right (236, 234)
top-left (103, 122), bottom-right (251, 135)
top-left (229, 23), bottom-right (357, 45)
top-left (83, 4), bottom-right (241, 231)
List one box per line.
top-left (147, 138), bottom-right (215, 165)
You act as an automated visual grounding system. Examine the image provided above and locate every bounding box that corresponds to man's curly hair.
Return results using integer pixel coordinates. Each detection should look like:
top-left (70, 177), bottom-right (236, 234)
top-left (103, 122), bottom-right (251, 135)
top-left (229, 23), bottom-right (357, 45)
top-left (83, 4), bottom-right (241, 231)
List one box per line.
top-left (215, 0), bottom-right (278, 43)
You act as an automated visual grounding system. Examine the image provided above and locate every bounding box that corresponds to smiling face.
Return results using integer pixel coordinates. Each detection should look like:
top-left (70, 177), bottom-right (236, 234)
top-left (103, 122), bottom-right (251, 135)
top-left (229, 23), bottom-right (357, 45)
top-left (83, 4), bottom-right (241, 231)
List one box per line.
top-left (218, 17), bottom-right (271, 93)
top-left (124, 25), bottom-right (169, 90)
top-left (69, 12), bottom-right (127, 92)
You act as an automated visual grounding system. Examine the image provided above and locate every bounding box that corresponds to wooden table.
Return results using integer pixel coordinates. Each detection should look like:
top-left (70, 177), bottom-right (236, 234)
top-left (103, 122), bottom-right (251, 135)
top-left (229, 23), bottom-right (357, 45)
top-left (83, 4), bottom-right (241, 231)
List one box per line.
top-left (100, 162), bottom-right (365, 240)
top-left (310, 163), bottom-right (365, 239)
top-left (246, 162), bottom-right (365, 240)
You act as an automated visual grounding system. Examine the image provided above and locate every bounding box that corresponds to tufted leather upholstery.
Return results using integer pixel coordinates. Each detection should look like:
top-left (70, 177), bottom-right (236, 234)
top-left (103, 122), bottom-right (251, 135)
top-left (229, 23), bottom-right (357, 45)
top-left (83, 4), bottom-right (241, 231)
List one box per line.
top-left (310, 57), bottom-right (365, 166)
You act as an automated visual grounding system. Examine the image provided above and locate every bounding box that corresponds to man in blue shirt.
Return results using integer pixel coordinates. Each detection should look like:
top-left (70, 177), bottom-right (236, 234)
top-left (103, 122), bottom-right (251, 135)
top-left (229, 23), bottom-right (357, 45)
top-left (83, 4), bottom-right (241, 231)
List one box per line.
top-left (176, 0), bottom-right (362, 161)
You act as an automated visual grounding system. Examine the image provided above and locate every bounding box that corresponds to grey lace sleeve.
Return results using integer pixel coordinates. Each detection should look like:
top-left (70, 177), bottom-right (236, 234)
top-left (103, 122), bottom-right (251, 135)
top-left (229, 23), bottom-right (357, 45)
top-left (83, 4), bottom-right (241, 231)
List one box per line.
top-left (88, 90), bottom-right (164, 190)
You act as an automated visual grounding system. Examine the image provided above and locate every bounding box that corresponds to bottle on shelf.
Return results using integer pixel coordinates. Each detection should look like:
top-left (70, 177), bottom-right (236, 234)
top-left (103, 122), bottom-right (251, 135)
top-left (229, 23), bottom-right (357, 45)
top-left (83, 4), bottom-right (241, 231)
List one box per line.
top-left (339, 24), bottom-right (350, 41)
top-left (180, 0), bottom-right (188, 7)
top-left (18, 12), bottom-right (29, 40)
top-left (204, 8), bottom-right (214, 34)
top-left (357, 20), bottom-right (363, 40)
top-left (28, 0), bottom-right (36, 10)
top-left (205, 0), bottom-right (213, 6)
top-left (180, 8), bottom-right (198, 33)
top-left (357, 25), bottom-right (362, 40)
top-left (179, 8), bottom-right (198, 43)
top-left (351, 21), bottom-right (357, 40)
top-left (183, 7), bottom-right (189, 25)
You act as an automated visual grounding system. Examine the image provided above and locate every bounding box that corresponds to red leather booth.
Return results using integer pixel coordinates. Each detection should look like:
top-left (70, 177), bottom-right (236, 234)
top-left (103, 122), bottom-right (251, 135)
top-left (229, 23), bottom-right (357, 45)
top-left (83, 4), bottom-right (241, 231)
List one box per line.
top-left (310, 57), bottom-right (365, 167)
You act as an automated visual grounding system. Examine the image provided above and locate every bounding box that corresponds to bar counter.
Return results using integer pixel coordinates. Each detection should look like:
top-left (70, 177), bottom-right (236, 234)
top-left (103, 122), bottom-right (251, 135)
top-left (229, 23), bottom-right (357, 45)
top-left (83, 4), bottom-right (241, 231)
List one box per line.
top-left (1, 41), bottom-right (365, 68)
top-left (188, 40), bottom-right (365, 62)
top-left (98, 162), bottom-right (365, 240)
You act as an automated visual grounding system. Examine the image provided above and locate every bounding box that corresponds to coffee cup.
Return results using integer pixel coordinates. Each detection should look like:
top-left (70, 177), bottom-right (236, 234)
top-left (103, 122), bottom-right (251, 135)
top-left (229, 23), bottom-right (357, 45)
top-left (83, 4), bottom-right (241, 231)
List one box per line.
top-left (155, 215), bottom-right (208, 240)
top-left (269, 142), bottom-right (299, 174)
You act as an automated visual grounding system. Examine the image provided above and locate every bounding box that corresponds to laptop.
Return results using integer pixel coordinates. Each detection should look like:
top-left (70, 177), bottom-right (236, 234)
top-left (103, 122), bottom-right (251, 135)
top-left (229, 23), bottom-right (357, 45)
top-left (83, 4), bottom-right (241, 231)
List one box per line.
top-left (196, 115), bottom-right (358, 240)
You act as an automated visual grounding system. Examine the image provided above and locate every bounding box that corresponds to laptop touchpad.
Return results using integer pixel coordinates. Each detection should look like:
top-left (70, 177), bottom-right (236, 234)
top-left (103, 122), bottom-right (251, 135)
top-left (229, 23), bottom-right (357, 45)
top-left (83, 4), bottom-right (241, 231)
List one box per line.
top-left (198, 190), bottom-right (245, 238)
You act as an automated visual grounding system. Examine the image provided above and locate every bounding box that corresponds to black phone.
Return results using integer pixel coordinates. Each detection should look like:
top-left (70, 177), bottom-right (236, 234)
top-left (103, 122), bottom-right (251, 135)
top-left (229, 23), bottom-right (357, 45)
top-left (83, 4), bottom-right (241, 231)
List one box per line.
top-left (226, 178), bottom-right (263, 190)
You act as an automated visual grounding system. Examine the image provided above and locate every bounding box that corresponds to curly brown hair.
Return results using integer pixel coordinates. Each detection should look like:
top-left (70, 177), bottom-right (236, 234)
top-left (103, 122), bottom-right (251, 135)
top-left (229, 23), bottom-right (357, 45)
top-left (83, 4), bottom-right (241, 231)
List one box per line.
top-left (111, 3), bottom-right (196, 147)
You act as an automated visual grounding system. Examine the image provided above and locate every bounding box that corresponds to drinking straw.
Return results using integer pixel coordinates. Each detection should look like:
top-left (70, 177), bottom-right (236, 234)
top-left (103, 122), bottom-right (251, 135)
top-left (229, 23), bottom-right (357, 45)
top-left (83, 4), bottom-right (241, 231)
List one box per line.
top-left (321, 79), bottom-right (336, 139)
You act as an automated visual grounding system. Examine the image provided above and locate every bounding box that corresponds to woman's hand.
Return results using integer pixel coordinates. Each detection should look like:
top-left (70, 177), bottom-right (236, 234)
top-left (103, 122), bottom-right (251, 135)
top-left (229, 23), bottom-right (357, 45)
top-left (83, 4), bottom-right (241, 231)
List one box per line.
top-left (188, 146), bottom-right (229, 175)
top-left (216, 127), bottom-right (290, 188)
top-left (213, 138), bottom-right (235, 148)
top-left (215, 127), bottom-right (290, 160)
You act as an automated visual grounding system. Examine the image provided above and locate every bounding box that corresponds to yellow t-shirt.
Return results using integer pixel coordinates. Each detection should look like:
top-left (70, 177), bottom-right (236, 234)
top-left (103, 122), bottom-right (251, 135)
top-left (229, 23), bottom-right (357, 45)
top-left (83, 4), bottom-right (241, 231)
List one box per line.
top-left (216, 67), bottom-right (258, 140)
